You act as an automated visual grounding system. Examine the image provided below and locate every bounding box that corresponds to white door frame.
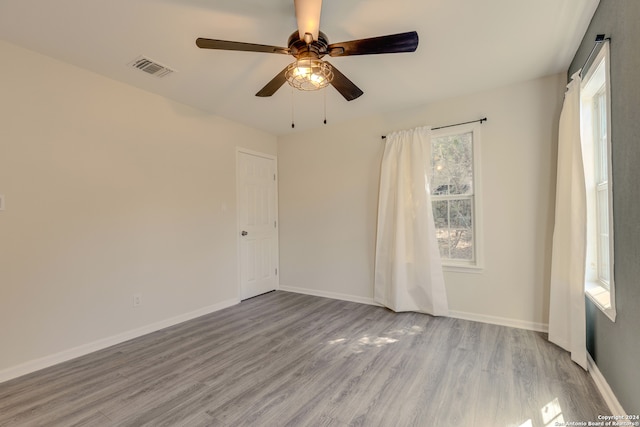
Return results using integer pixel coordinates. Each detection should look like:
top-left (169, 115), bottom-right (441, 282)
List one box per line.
top-left (235, 147), bottom-right (279, 300)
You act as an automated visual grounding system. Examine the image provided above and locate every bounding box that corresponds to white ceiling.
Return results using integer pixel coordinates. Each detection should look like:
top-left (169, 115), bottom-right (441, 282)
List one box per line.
top-left (0, 0), bottom-right (599, 136)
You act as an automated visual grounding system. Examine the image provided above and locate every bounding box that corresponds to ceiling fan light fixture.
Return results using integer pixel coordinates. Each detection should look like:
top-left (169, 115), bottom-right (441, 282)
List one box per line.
top-left (285, 58), bottom-right (333, 91)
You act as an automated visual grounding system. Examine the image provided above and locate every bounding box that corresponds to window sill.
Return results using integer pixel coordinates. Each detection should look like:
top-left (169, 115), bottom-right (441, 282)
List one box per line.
top-left (443, 263), bottom-right (483, 274)
top-left (585, 281), bottom-right (616, 322)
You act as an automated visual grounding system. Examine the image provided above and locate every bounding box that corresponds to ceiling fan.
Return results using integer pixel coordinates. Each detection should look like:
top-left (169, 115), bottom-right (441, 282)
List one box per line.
top-left (196, 0), bottom-right (419, 101)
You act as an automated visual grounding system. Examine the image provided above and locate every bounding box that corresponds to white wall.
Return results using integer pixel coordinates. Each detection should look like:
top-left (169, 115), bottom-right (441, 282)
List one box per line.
top-left (278, 73), bottom-right (565, 329)
top-left (0, 41), bottom-right (276, 374)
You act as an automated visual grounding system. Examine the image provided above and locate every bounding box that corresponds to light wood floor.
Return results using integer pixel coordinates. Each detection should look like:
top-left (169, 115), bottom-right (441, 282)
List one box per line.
top-left (0, 291), bottom-right (609, 426)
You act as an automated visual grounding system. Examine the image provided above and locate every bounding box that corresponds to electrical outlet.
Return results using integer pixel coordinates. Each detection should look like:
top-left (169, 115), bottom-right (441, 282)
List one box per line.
top-left (0, 195), bottom-right (5, 211)
top-left (133, 293), bottom-right (142, 307)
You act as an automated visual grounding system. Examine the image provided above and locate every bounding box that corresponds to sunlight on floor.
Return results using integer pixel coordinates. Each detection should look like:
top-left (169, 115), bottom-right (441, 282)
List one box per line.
top-left (326, 325), bottom-right (424, 349)
top-left (357, 336), bottom-right (399, 346)
top-left (325, 326), bottom-right (421, 354)
top-left (388, 325), bottom-right (425, 337)
top-left (515, 397), bottom-right (564, 427)
top-left (541, 398), bottom-right (564, 425)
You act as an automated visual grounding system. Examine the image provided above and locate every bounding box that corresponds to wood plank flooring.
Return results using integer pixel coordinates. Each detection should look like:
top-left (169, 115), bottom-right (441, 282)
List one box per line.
top-left (0, 291), bottom-right (610, 426)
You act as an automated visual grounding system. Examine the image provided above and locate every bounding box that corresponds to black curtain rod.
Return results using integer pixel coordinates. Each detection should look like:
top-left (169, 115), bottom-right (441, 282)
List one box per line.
top-left (381, 117), bottom-right (487, 139)
top-left (579, 34), bottom-right (610, 78)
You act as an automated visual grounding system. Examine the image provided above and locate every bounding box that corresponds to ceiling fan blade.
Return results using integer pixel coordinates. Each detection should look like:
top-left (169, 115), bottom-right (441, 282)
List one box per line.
top-left (196, 38), bottom-right (289, 55)
top-left (255, 66), bottom-right (288, 97)
top-left (327, 31), bottom-right (419, 57)
top-left (294, 0), bottom-right (322, 41)
top-left (326, 62), bottom-right (363, 101)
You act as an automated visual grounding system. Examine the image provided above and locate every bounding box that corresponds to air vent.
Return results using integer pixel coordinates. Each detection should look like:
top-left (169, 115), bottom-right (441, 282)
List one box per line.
top-left (128, 56), bottom-right (175, 78)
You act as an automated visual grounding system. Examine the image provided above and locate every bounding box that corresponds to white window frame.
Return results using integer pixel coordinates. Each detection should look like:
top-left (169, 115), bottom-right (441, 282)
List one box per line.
top-left (430, 123), bottom-right (483, 272)
top-left (580, 41), bottom-right (616, 322)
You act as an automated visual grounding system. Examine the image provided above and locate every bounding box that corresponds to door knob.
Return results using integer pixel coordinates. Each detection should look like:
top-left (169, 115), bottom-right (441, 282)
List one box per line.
top-left (241, 230), bottom-right (248, 236)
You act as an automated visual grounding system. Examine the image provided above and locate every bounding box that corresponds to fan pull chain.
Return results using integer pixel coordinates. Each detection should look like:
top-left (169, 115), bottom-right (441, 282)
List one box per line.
top-left (323, 88), bottom-right (327, 125)
top-left (291, 88), bottom-right (295, 129)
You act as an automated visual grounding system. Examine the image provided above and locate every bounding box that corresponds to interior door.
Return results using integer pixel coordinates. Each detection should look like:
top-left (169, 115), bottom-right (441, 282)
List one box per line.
top-left (237, 150), bottom-right (278, 300)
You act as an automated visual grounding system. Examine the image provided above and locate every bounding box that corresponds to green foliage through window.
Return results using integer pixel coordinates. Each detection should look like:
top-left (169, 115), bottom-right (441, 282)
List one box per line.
top-left (430, 131), bottom-right (475, 263)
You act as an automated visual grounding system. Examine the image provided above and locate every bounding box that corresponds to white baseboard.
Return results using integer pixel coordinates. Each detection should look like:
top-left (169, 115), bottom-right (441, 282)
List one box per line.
top-left (0, 298), bottom-right (239, 384)
top-left (448, 310), bottom-right (549, 333)
top-left (279, 286), bottom-right (548, 333)
top-left (587, 353), bottom-right (626, 415)
top-left (279, 285), bottom-right (382, 307)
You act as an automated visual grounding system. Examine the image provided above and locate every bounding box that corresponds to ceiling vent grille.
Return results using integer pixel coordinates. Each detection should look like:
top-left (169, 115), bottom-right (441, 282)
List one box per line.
top-left (129, 56), bottom-right (175, 78)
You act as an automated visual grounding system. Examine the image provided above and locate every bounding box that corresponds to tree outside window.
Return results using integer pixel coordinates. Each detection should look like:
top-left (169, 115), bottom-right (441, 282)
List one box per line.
top-left (430, 130), bottom-right (478, 265)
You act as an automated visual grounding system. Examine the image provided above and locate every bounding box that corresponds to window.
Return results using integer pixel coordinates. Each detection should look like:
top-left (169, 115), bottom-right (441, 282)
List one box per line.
top-left (429, 124), bottom-right (482, 269)
top-left (580, 41), bottom-right (616, 321)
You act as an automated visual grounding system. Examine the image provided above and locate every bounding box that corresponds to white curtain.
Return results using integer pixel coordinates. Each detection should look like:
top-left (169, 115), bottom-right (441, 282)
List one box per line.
top-left (548, 72), bottom-right (588, 370)
top-left (374, 126), bottom-right (449, 316)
